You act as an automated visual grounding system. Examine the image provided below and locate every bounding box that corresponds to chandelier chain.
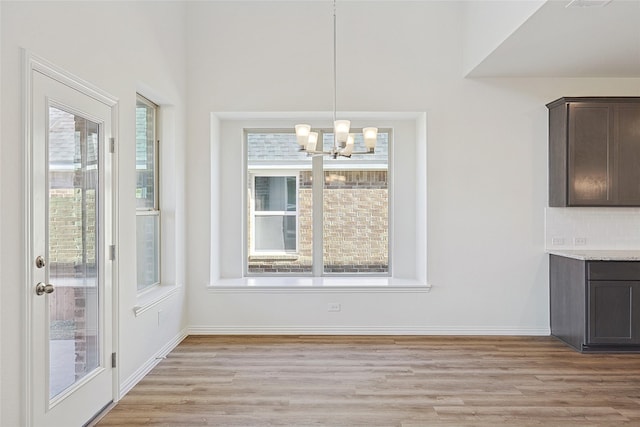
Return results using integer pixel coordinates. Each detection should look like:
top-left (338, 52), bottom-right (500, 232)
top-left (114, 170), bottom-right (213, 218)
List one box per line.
top-left (333, 0), bottom-right (338, 143)
top-left (294, 0), bottom-right (377, 157)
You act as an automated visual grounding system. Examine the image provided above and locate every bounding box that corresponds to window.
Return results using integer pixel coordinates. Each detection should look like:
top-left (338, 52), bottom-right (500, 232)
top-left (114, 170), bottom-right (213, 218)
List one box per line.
top-left (135, 94), bottom-right (160, 291)
top-left (252, 175), bottom-right (298, 252)
top-left (246, 129), bottom-right (389, 276)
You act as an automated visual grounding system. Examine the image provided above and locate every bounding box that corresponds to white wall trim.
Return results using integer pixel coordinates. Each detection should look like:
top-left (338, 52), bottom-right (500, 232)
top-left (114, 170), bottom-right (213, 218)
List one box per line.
top-left (187, 326), bottom-right (550, 336)
top-left (207, 277), bottom-right (430, 293)
top-left (214, 111), bottom-right (424, 121)
top-left (26, 52), bottom-right (118, 107)
top-left (119, 329), bottom-right (188, 399)
top-left (207, 285), bottom-right (431, 294)
top-left (133, 285), bottom-right (181, 317)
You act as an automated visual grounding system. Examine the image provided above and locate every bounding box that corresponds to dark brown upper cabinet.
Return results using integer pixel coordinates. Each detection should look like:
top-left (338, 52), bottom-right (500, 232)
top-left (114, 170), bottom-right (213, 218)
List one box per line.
top-left (547, 97), bottom-right (640, 207)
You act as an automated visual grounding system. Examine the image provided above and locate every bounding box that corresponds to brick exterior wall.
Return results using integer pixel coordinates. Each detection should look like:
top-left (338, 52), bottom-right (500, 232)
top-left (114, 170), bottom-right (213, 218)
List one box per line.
top-left (49, 188), bottom-right (97, 278)
top-left (248, 170), bottom-right (388, 274)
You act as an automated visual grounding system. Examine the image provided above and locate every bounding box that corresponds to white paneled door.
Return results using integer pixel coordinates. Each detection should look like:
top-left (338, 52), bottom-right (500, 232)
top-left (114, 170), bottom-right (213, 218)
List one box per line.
top-left (28, 59), bottom-right (116, 427)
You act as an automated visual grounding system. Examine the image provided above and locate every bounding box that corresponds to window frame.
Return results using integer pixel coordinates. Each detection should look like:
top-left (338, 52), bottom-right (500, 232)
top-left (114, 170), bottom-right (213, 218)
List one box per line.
top-left (135, 93), bottom-right (161, 293)
top-left (244, 127), bottom-right (391, 278)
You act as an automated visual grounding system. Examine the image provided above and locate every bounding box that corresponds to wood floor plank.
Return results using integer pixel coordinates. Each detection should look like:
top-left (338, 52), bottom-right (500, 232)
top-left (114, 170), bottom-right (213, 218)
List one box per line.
top-left (94, 336), bottom-right (640, 426)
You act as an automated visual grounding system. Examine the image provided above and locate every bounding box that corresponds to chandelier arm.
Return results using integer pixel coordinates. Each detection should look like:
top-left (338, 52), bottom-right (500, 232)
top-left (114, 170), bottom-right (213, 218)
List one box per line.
top-left (303, 149), bottom-right (333, 155)
top-left (302, 149), bottom-right (375, 156)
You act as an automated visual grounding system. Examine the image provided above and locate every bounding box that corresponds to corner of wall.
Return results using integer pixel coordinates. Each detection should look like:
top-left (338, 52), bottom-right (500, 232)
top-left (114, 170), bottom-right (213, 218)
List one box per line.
top-left (119, 328), bottom-right (187, 399)
top-left (462, 0), bottom-right (546, 76)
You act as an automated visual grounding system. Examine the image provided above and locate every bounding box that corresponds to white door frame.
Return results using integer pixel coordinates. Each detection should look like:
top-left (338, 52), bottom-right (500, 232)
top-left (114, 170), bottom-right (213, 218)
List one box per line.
top-left (22, 50), bottom-right (119, 426)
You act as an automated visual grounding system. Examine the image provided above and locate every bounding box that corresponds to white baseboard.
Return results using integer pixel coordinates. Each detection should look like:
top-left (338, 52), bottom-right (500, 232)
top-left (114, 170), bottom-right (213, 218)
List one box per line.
top-left (187, 325), bottom-right (550, 336)
top-left (119, 329), bottom-right (188, 399)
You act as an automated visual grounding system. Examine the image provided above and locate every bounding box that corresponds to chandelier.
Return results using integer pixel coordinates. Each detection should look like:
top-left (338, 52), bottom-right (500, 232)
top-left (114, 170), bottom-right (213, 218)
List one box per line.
top-left (294, 0), bottom-right (378, 159)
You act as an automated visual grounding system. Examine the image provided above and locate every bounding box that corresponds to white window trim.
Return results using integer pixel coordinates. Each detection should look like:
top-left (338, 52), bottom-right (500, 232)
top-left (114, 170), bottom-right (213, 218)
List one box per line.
top-left (132, 94), bottom-right (182, 316)
top-left (210, 112), bottom-right (429, 292)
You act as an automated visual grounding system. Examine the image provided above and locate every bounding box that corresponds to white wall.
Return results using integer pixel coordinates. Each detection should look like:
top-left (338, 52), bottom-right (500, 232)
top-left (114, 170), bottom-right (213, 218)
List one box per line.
top-left (462, 0), bottom-right (545, 76)
top-left (546, 208), bottom-right (640, 250)
top-left (186, 1), bottom-right (640, 335)
top-left (1, 1), bottom-right (188, 425)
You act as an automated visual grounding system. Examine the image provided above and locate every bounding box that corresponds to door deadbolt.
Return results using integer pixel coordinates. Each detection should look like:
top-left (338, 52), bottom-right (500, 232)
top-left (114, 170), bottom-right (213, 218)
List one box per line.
top-left (35, 282), bottom-right (55, 296)
top-left (35, 256), bottom-right (46, 269)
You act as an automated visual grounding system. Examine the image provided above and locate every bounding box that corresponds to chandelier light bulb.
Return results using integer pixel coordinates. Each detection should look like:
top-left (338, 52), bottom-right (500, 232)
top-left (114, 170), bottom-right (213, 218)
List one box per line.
top-left (295, 124), bottom-right (311, 147)
top-left (306, 132), bottom-right (319, 152)
top-left (334, 120), bottom-right (351, 144)
top-left (363, 127), bottom-right (378, 151)
top-left (341, 133), bottom-right (355, 157)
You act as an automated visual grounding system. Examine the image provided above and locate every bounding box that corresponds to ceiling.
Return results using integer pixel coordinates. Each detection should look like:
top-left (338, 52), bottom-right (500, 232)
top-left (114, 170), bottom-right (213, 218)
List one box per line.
top-left (467, 0), bottom-right (640, 77)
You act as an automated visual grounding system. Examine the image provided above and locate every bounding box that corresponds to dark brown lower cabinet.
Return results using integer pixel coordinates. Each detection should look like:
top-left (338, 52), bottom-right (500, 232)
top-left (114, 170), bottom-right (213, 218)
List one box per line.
top-left (550, 255), bottom-right (640, 352)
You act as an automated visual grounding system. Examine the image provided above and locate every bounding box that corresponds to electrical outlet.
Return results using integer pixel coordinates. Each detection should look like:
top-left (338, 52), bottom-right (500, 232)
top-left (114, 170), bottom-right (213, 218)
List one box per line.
top-left (158, 309), bottom-right (164, 326)
top-left (327, 303), bottom-right (341, 312)
top-left (551, 237), bottom-right (565, 246)
top-left (574, 237), bottom-right (587, 246)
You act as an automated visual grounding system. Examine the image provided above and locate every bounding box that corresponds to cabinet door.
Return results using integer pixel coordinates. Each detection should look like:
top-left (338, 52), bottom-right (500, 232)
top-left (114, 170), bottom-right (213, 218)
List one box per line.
top-left (587, 281), bottom-right (640, 344)
top-left (615, 105), bottom-right (640, 205)
top-left (568, 104), bottom-right (613, 205)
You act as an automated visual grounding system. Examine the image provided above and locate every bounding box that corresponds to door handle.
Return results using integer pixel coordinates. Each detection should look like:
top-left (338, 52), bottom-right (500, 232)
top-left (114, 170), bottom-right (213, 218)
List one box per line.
top-left (35, 282), bottom-right (55, 296)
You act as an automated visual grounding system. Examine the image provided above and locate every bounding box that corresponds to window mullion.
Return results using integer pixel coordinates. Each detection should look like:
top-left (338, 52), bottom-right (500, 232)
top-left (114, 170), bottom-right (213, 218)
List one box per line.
top-left (311, 154), bottom-right (324, 276)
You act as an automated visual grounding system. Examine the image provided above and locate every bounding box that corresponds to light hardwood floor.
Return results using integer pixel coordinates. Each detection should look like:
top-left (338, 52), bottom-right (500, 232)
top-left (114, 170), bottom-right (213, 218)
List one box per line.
top-left (95, 335), bottom-right (640, 426)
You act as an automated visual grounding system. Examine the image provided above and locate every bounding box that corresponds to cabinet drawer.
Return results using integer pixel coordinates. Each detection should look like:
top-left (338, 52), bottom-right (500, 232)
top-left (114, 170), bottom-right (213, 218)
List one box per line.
top-left (588, 261), bottom-right (640, 281)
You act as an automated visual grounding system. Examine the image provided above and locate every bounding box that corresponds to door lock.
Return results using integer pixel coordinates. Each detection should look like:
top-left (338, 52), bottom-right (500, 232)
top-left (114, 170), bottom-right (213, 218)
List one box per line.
top-left (35, 282), bottom-right (55, 296)
top-left (35, 256), bottom-right (46, 269)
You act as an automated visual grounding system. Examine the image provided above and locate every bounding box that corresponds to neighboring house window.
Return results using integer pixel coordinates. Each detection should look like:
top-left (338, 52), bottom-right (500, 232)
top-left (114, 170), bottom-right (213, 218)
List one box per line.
top-left (246, 130), bottom-right (389, 276)
top-left (136, 94), bottom-right (160, 291)
top-left (252, 175), bottom-right (298, 252)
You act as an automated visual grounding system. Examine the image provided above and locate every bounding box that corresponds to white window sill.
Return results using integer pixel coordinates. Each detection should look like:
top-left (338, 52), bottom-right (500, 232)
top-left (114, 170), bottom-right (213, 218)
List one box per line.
top-left (208, 277), bottom-right (431, 293)
top-left (248, 254), bottom-right (300, 261)
top-left (134, 284), bottom-right (181, 317)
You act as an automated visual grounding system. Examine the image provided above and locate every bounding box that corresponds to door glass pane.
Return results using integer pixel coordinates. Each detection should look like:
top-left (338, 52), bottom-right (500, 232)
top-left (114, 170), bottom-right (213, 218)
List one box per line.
top-left (48, 106), bottom-right (100, 399)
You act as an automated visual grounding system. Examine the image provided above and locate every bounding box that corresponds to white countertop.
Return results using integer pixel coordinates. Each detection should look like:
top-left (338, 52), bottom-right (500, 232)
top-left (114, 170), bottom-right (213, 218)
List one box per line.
top-left (548, 250), bottom-right (640, 261)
